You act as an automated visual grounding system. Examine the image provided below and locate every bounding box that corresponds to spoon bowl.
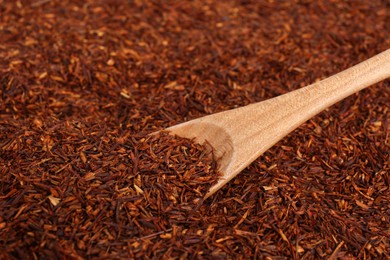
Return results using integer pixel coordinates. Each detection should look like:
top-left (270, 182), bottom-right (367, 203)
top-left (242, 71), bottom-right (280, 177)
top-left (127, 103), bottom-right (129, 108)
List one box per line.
top-left (166, 49), bottom-right (390, 198)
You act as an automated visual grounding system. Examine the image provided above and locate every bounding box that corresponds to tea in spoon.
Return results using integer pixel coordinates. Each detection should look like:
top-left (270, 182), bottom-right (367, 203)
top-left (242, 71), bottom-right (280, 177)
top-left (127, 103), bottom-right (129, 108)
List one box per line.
top-left (165, 49), bottom-right (390, 198)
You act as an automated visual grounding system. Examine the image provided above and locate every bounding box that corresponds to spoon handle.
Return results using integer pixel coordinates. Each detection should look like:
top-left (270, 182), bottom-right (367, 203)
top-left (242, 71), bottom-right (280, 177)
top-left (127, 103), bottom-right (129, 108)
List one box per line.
top-left (251, 48), bottom-right (390, 140)
top-left (206, 49), bottom-right (390, 197)
top-left (272, 49), bottom-right (390, 121)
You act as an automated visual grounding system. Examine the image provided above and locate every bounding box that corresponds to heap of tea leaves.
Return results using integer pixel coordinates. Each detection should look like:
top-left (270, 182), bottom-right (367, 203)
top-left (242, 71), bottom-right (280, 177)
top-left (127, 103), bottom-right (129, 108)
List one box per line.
top-left (1, 0), bottom-right (389, 258)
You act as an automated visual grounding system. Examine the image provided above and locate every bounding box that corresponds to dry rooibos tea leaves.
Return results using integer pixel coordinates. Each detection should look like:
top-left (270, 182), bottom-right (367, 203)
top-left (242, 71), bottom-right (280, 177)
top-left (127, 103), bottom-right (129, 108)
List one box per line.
top-left (1, 128), bottom-right (220, 258)
top-left (1, 0), bottom-right (389, 258)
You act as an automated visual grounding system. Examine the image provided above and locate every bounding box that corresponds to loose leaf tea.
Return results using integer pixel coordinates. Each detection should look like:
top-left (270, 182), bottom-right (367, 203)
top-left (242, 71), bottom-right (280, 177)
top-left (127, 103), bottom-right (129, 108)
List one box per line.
top-left (1, 127), bottom-right (220, 258)
top-left (0, 0), bottom-right (389, 259)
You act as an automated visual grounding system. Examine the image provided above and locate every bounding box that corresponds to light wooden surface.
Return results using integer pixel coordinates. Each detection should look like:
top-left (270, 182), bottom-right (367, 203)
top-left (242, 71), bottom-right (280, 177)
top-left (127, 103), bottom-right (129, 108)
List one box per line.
top-left (167, 49), bottom-right (390, 198)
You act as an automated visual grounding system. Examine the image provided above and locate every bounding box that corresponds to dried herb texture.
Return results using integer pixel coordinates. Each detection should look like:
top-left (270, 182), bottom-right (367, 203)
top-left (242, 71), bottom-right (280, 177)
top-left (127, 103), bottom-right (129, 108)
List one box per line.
top-left (1, 0), bottom-right (389, 259)
top-left (1, 128), bottom-right (220, 258)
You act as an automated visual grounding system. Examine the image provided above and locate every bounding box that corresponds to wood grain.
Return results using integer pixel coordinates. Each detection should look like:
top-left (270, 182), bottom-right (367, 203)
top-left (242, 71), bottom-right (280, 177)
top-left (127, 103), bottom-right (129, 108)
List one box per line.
top-left (167, 49), bottom-right (390, 198)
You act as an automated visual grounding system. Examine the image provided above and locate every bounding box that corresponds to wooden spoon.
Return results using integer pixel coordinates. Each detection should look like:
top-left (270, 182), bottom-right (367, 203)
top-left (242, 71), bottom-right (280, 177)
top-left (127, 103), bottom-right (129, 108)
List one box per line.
top-left (166, 49), bottom-right (390, 198)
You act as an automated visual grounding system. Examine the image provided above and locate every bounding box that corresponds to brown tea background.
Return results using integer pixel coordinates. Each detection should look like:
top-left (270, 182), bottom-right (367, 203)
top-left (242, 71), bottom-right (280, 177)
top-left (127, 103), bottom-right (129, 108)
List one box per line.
top-left (0, 0), bottom-right (389, 258)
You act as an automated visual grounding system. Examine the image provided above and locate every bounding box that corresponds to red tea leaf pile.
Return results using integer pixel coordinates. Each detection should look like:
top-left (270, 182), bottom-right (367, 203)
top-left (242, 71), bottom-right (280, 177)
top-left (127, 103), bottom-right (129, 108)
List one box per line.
top-left (1, 0), bottom-right (389, 258)
top-left (1, 127), bottom-right (220, 258)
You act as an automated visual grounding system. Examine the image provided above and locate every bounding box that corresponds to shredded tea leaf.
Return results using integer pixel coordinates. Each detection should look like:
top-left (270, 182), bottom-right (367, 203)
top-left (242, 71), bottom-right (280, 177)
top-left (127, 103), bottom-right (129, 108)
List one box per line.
top-left (0, 0), bottom-right (389, 258)
top-left (1, 128), bottom-right (220, 258)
